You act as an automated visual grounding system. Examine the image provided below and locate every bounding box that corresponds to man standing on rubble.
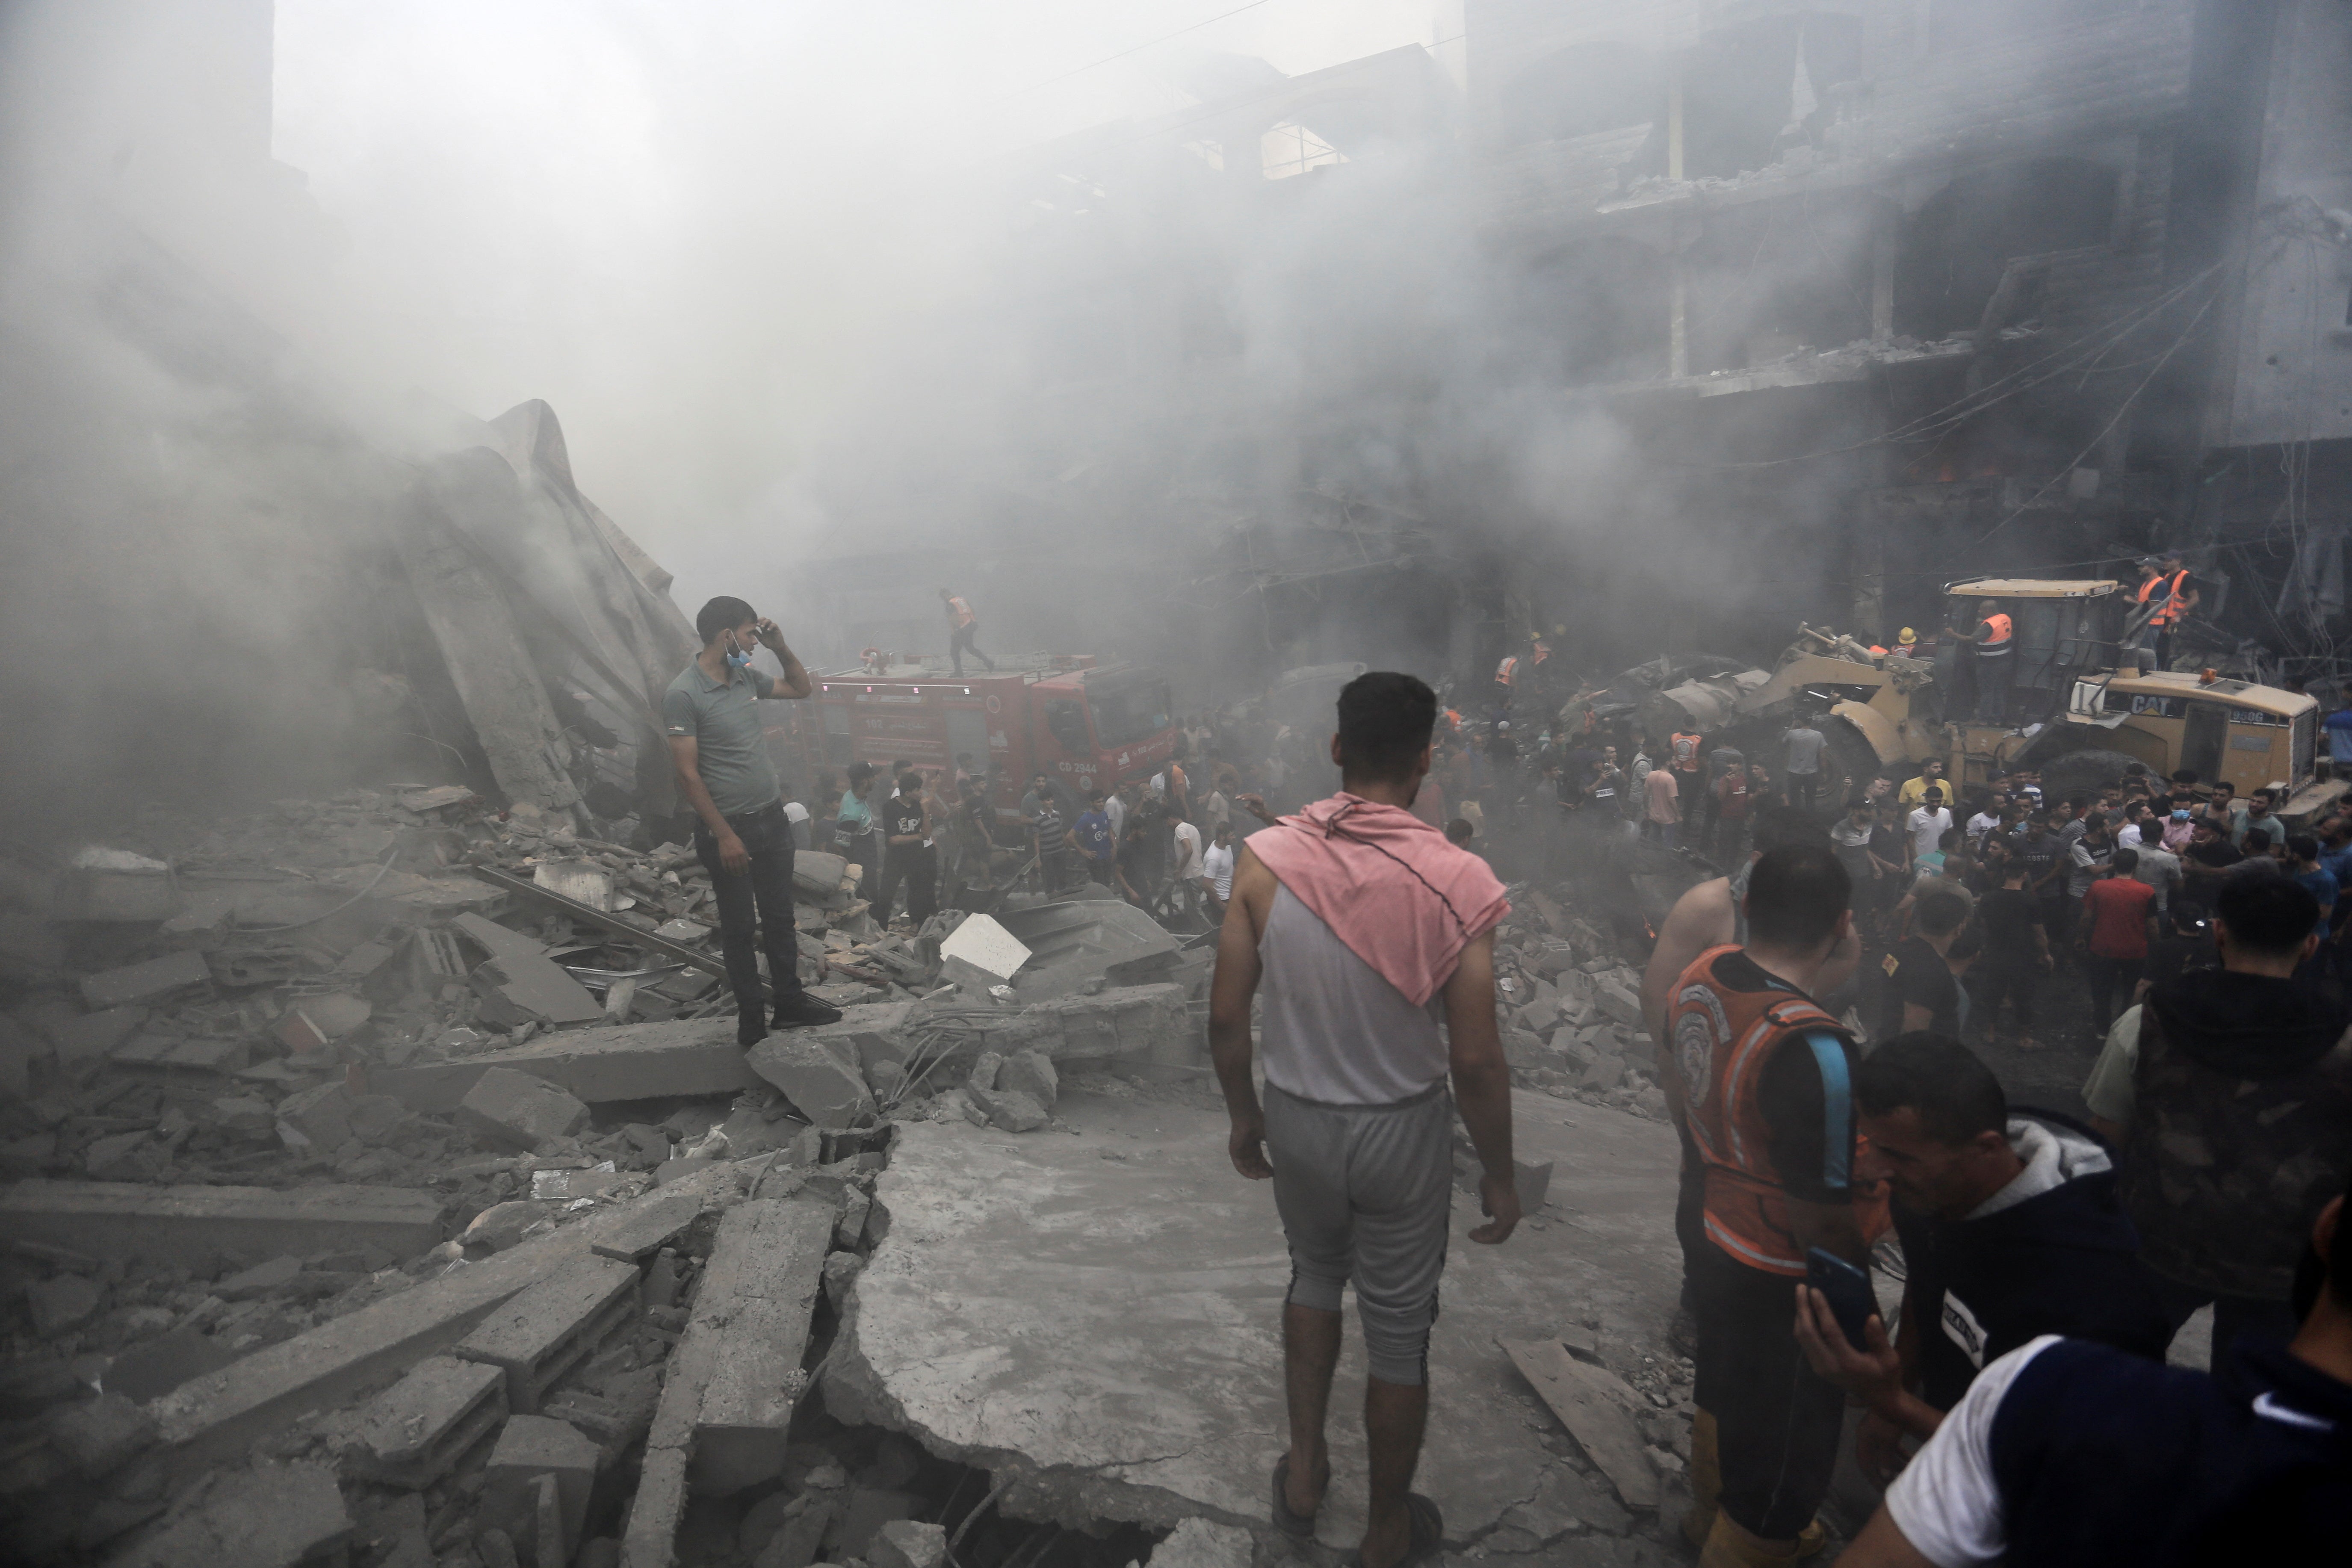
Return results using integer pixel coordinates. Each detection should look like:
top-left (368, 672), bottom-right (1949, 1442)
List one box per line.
top-left (1209, 671), bottom-right (1517, 1568)
top-left (940, 588), bottom-right (996, 677)
top-left (665, 598), bottom-right (845, 1048)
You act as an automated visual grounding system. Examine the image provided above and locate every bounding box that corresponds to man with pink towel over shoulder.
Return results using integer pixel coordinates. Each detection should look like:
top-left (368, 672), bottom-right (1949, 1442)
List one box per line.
top-left (1211, 670), bottom-right (1520, 1568)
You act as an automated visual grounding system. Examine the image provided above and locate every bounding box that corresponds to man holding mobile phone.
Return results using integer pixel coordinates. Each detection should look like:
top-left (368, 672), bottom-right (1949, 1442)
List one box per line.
top-left (665, 596), bottom-right (845, 1048)
top-left (1667, 844), bottom-right (1884, 1565)
top-left (1791, 1035), bottom-right (2170, 1487)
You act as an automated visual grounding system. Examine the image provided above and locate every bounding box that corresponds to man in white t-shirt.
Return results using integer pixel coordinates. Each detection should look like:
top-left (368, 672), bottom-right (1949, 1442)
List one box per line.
top-left (1909, 788), bottom-right (1955, 862)
top-left (1965, 795), bottom-right (2004, 847)
top-left (1170, 818), bottom-right (1206, 919)
top-left (1202, 822), bottom-right (1237, 918)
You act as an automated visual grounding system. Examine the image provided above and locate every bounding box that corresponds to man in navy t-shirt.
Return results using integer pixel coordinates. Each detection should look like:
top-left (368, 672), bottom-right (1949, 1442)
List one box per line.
top-left (1829, 1168), bottom-right (2352, 1566)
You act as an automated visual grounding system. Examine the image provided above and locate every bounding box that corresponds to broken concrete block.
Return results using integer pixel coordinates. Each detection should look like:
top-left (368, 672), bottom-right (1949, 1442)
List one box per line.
top-left (823, 1487), bottom-right (920, 1560)
top-left (44, 1007), bottom-right (145, 1074)
top-left (107, 1458), bottom-right (352, 1568)
top-left (680, 1200), bottom-right (833, 1496)
top-left (455, 1255), bottom-right (639, 1414)
top-left (807, 1003), bottom-right (915, 1078)
top-left (1503, 1338), bottom-right (1659, 1511)
top-left (459, 1067), bottom-right (591, 1152)
top-left (25, 1273), bottom-right (102, 1338)
top-left (1501, 1029), bottom-right (1549, 1071)
top-left (372, 1016), bottom-right (765, 1113)
top-left (352, 1358), bottom-right (515, 1491)
top-left (966, 1051), bottom-right (1001, 1093)
top-left (216, 1255), bottom-right (303, 1302)
top-left (746, 1036), bottom-right (875, 1129)
top-left (748, 1488), bottom-right (836, 1568)
top-left (835, 1189), bottom-right (872, 1251)
top-left (77, 950), bottom-right (211, 1012)
top-left (587, 1192), bottom-right (706, 1264)
top-left (871, 1520), bottom-right (947, 1568)
top-left (1148, 1518), bottom-right (1252, 1568)
top-left (1516, 1160), bottom-right (1554, 1213)
top-left (276, 1080), bottom-right (358, 1153)
top-left (469, 953), bottom-right (606, 1029)
top-left (999, 1050), bottom-right (1058, 1111)
top-left (1592, 978), bottom-right (1643, 1029)
top-left (792, 852), bottom-right (848, 898)
top-left (966, 1085), bottom-right (1048, 1134)
top-left (821, 1250), bottom-right (864, 1309)
top-left (0, 1181), bottom-right (443, 1269)
top-left (484, 1413), bottom-right (600, 1556)
top-left (47, 1391), bottom-right (156, 1478)
top-left (464, 1201), bottom-right (561, 1255)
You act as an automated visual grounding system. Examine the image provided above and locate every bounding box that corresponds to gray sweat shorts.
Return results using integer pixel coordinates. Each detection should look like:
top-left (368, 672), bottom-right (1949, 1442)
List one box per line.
top-left (1262, 1079), bottom-right (1453, 1385)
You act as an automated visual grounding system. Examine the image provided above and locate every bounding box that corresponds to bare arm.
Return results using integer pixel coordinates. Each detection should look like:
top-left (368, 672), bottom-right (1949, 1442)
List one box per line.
top-left (753, 619), bottom-right (813, 699)
top-left (1444, 932), bottom-right (1519, 1243)
top-left (1900, 1002), bottom-right (1936, 1034)
top-left (668, 735), bottom-right (748, 873)
top-left (1829, 1507), bottom-right (1938, 1568)
top-left (1209, 849), bottom-right (1274, 1180)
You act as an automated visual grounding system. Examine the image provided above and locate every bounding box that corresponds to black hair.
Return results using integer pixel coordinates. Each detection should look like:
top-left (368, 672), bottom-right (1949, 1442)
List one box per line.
top-left (1445, 818), bottom-right (1474, 845)
top-left (1743, 844), bottom-right (1850, 951)
top-left (2215, 876), bottom-right (2322, 957)
top-left (898, 771), bottom-right (923, 795)
top-left (2112, 847), bottom-right (2139, 873)
top-left (1854, 1034), bottom-right (2008, 1145)
top-left (1335, 672), bottom-right (1438, 784)
top-left (696, 596), bottom-right (757, 645)
top-left (1752, 806), bottom-right (1828, 853)
top-left (848, 761), bottom-right (876, 786)
top-left (2288, 834), bottom-right (2320, 862)
top-left (2172, 901), bottom-right (2208, 932)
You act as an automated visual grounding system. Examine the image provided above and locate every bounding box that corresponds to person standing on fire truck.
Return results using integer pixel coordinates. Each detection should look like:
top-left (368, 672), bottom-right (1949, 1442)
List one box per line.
top-left (941, 588), bottom-right (996, 677)
top-left (665, 597), bottom-right (845, 1048)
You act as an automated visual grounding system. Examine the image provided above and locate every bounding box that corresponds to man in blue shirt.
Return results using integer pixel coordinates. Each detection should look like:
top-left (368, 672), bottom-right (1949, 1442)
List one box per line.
top-left (2325, 681), bottom-right (2352, 773)
top-left (1829, 1166), bottom-right (2352, 1567)
top-left (1074, 791), bottom-right (1117, 887)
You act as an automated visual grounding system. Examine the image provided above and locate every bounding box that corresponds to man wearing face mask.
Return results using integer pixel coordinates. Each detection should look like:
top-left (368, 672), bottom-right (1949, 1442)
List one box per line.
top-left (665, 597), bottom-right (845, 1047)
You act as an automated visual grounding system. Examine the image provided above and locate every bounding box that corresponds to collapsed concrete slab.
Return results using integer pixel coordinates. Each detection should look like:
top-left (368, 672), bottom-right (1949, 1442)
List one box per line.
top-left (745, 1036), bottom-right (875, 1128)
top-left (372, 1016), bottom-right (766, 1112)
top-left (967, 982), bottom-right (1197, 1067)
top-left (146, 1165), bottom-right (739, 1478)
top-left (822, 1090), bottom-right (1683, 1548)
top-left (0, 1181), bottom-right (443, 1268)
top-left (102, 1458), bottom-right (352, 1568)
top-left (992, 902), bottom-right (1183, 999)
top-left (622, 1199), bottom-right (834, 1566)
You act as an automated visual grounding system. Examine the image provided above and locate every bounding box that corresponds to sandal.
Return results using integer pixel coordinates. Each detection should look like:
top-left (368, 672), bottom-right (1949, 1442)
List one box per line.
top-left (1271, 1454), bottom-right (1323, 1539)
top-left (1352, 1493), bottom-right (1445, 1568)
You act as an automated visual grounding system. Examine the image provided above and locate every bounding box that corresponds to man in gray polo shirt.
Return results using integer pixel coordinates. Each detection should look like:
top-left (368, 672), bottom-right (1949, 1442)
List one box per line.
top-left (664, 596), bottom-right (843, 1046)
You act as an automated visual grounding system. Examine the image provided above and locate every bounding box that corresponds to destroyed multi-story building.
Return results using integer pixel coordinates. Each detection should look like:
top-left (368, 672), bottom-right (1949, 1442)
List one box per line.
top-left (814, 0), bottom-right (2352, 685)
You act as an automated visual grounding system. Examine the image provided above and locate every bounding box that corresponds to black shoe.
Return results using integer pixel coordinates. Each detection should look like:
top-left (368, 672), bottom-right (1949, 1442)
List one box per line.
top-left (737, 1013), bottom-right (769, 1049)
top-left (772, 992), bottom-right (844, 1028)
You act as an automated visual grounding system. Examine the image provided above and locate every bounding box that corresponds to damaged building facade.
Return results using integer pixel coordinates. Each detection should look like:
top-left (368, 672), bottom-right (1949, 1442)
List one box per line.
top-left (801, 0), bottom-right (2352, 688)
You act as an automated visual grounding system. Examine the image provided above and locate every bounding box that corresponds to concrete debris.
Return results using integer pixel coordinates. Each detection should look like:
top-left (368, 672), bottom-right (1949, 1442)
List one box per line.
top-left (460, 1066), bottom-right (593, 1151)
top-left (1148, 1518), bottom-right (1253, 1568)
top-left (0, 1181), bottom-right (444, 1266)
top-left (105, 1458), bottom-right (352, 1568)
top-left (746, 1036), bottom-right (876, 1129)
top-left (872, 1519), bottom-right (948, 1568)
top-left (348, 1355), bottom-right (510, 1488)
top-left (78, 951), bottom-right (212, 1012)
top-left (934, 912), bottom-right (1030, 983)
top-left (481, 1413), bottom-right (601, 1560)
top-left (992, 901), bottom-right (1184, 999)
top-left (1503, 1338), bottom-right (1661, 1512)
top-left (454, 1254), bottom-right (641, 1412)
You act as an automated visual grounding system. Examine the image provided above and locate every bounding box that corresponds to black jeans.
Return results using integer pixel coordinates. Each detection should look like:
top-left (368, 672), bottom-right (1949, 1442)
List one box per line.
top-left (949, 624), bottom-right (994, 676)
top-left (875, 845), bottom-right (937, 928)
top-left (1976, 653), bottom-right (2012, 722)
top-left (1785, 771), bottom-right (1819, 815)
top-left (1691, 1242), bottom-right (1847, 1541)
top-left (1975, 956), bottom-right (2040, 1032)
top-left (2084, 954), bottom-right (2142, 1034)
top-left (694, 799), bottom-right (804, 1014)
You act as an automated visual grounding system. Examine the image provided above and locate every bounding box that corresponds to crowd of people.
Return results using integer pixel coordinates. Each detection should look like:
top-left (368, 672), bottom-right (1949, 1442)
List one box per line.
top-left (1191, 669), bottom-right (2344, 1568)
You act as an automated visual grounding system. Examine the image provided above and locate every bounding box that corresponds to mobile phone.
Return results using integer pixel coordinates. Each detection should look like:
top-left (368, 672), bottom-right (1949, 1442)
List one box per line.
top-left (1805, 1247), bottom-right (1879, 1351)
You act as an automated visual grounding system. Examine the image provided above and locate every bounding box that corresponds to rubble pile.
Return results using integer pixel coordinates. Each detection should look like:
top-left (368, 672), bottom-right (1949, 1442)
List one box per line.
top-left (0, 790), bottom-right (1212, 1566)
top-left (1487, 899), bottom-right (1671, 1125)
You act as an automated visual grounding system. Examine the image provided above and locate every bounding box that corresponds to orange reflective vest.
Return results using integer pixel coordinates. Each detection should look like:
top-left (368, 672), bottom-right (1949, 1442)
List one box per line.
top-left (1979, 611), bottom-right (2013, 655)
top-left (2139, 570), bottom-right (2190, 626)
top-left (1670, 731), bottom-right (1703, 771)
top-left (1670, 945), bottom-right (1891, 1276)
top-left (1495, 656), bottom-right (1518, 686)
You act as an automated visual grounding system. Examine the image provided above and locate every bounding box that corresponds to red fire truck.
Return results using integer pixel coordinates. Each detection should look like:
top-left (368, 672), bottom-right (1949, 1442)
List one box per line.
top-left (760, 656), bottom-right (1178, 819)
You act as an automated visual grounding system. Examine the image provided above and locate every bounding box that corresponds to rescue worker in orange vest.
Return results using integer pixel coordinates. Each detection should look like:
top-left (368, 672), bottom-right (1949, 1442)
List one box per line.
top-left (1944, 597), bottom-right (2015, 724)
top-left (1667, 842), bottom-right (1885, 1566)
top-left (2142, 551), bottom-right (2200, 671)
top-left (1495, 653), bottom-right (1518, 688)
top-left (940, 589), bottom-right (996, 677)
top-left (1670, 728), bottom-right (1705, 785)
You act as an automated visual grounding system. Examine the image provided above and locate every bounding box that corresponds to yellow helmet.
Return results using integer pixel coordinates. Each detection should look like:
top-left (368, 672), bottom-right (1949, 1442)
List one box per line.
top-left (1897, 627), bottom-right (1918, 645)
